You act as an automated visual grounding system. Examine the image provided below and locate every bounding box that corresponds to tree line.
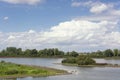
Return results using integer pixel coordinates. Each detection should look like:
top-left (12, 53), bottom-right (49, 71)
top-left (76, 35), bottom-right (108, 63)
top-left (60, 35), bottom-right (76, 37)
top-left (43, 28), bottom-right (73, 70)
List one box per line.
top-left (0, 47), bottom-right (120, 58)
top-left (86, 49), bottom-right (120, 58)
top-left (0, 47), bottom-right (64, 57)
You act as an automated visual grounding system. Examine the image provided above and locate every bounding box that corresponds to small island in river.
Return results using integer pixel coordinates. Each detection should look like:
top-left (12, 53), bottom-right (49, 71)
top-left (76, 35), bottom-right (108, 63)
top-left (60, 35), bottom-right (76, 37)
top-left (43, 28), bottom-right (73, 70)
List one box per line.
top-left (62, 55), bottom-right (120, 67)
top-left (0, 61), bottom-right (68, 79)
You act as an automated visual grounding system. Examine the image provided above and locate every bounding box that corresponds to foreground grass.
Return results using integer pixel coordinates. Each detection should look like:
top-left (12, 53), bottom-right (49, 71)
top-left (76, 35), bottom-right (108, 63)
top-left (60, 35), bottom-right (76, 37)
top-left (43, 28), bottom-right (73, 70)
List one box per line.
top-left (0, 61), bottom-right (68, 78)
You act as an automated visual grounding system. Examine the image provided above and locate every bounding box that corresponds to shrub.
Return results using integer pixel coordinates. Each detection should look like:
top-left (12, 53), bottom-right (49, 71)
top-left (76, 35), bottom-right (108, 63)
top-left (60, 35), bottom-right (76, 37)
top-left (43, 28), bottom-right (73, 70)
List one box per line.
top-left (62, 58), bottom-right (76, 64)
top-left (77, 55), bottom-right (96, 65)
top-left (62, 55), bottom-right (96, 65)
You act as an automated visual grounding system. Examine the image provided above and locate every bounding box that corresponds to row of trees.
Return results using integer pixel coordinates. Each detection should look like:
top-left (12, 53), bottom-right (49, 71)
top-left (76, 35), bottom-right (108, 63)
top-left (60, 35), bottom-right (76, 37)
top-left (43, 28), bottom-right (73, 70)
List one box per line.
top-left (87, 49), bottom-right (120, 58)
top-left (0, 47), bottom-right (120, 58)
top-left (0, 47), bottom-right (65, 57)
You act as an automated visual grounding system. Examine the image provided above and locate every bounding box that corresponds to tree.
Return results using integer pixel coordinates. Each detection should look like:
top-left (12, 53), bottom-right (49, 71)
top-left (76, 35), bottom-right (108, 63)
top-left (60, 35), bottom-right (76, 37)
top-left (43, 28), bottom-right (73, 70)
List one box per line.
top-left (69, 51), bottom-right (79, 57)
top-left (31, 49), bottom-right (38, 56)
top-left (113, 49), bottom-right (118, 56)
top-left (104, 49), bottom-right (114, 57)
top-left (16, 48), bottom-right (22, 55)
top-left (24, 49), bottom-right (32, 56)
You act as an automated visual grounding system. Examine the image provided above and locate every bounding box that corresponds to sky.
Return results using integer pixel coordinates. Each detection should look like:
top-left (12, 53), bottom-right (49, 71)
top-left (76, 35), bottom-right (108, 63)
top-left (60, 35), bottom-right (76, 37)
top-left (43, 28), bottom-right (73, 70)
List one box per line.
top-left (0, 0), bottom-right (120, 52)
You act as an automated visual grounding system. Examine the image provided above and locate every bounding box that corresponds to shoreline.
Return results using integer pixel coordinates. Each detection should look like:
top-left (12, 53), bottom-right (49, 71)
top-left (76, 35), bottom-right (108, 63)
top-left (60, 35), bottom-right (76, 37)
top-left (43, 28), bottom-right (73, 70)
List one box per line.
top-left (0, 72), bottom-right (70, 79)
top-left (0, 56), bottom-right (64, 58)
top-left (60, 63), bottom-right (120, 68)
top-left (0, 62), bottom-right (69, 79)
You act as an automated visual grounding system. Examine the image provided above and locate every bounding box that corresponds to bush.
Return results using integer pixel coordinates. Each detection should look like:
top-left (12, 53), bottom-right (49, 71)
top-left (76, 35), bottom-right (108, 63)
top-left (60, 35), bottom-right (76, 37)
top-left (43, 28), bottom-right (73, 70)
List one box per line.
top-left (62, 58), bottom-right (76, 64)
top-left (77, 55), bottom-right (96, 65)
top-left (62, 55), bottom-right (96, 65)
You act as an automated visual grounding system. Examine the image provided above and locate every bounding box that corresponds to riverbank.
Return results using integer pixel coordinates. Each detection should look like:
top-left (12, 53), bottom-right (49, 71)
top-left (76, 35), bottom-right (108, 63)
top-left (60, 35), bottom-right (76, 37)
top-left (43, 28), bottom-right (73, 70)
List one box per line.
top-left (0, 61), bottom-right (69, 79)
top-left (61, 63), bottom-right (120, 68)
top-left (105, 57), bottom-right (120, 60)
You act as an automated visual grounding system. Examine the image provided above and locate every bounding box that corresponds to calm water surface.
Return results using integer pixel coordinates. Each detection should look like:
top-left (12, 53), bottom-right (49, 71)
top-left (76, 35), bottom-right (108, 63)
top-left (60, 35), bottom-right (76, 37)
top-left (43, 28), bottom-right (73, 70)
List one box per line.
top-left (0, 58), bottom-right (120, 80)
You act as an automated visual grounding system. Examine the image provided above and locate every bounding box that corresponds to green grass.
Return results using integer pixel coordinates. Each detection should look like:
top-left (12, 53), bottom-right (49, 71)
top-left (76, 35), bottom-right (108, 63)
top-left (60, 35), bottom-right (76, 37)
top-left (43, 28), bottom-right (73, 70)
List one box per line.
top-left (0, 61), bottom-right (68, 78)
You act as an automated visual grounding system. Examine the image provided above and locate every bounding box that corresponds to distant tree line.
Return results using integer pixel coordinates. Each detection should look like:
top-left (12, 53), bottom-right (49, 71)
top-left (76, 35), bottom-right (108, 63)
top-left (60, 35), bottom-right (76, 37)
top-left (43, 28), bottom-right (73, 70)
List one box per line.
top-left (0, 47), bottom-right (65, 57)
top-left (86, 49), bottom-right (120, 58)
top-left (0, 47), bottom-right (120, 58)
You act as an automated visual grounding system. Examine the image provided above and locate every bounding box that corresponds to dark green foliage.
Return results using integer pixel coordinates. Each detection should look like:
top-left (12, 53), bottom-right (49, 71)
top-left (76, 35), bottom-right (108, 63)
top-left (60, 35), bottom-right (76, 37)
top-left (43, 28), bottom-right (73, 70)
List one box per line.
top-left (62, 58), bottom-right (76, 64)
top-left (65, 51), bottom-right (79, 57)
top-left (113, 49), bottom-right (119, 56)
top-left (77, 55), bottom-right (96, 65)
top-left (0, 47), bottom-right (65, 57)
top-left (62, 55), bottom-right (96, 65)
top-left (88, 49), bottom-right (120, 58)
top-left (104, 49), bottom-right (114, 57)
top-left (0, 47), bottom-right (120, 58)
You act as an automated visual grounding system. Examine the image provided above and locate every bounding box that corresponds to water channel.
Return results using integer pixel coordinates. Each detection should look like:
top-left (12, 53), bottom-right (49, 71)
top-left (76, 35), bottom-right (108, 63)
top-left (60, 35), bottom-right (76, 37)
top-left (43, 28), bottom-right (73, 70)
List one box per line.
top-left (0, 58), bottom-right (120, 80)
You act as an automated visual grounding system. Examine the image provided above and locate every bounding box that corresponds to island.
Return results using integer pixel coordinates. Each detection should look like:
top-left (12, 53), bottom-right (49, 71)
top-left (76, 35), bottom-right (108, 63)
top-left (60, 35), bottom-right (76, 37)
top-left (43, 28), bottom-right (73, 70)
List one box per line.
top-left (62, 55), bottom-right (120, 67)
top-left (0, 61), bottom-right (68, 78)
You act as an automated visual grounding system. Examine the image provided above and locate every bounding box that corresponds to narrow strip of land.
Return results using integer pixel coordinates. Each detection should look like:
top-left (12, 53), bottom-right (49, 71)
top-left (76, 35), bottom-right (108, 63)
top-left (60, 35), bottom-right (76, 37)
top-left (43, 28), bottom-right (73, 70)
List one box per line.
top-left (0, 61), bottom-right (68, 79)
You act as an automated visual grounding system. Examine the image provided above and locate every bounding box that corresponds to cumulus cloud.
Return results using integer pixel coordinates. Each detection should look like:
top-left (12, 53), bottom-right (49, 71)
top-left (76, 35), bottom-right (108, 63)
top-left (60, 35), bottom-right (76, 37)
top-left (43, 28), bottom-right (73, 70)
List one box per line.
top-left (0, 0), bottom-right (44, 5)
top-left (0, 20), bottom-right (119, 51)
top-left (71, 1), bottom-right (113, 14)
top-left (90, 3), bottom-right (108, 14)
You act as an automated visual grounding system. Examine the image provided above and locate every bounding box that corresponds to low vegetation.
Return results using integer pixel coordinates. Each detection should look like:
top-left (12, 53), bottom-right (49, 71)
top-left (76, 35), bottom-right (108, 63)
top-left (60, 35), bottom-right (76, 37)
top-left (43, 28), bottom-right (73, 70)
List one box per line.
top-left (62, 55), bottom-right (120, 67)
top-left (0, 61), bottom-right (68, 78)
top-left (62, 55), bottom-right (96, 66)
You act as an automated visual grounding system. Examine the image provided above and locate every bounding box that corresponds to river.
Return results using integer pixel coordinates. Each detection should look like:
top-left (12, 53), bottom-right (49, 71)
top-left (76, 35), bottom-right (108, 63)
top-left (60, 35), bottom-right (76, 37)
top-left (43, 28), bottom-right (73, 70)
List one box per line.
top-left (0, 58), bottom-right (120, 80)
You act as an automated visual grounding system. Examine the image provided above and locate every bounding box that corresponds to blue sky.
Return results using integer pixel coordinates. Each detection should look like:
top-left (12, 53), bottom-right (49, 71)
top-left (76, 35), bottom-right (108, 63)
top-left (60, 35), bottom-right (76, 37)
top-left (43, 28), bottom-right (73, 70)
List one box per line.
top-left (0, 0), bottom-right (120, 52)
top-left (0, 0), bottom-right (84, 32)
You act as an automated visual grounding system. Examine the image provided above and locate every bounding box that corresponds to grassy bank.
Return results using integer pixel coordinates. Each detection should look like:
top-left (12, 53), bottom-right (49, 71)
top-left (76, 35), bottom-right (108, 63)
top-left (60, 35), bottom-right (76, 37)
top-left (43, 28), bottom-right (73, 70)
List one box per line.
top-left (62, 63), bottom-right (120, 68)
top-left (0, 61), bottom-right (68, 78)
top-left (104, 57), bottom-right (120, 59)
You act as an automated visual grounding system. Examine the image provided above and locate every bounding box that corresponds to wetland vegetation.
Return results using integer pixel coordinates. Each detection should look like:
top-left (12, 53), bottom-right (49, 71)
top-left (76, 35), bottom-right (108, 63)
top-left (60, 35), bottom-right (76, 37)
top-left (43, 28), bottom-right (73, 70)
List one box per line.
top-left (0, 61), bottom-right (68, 78)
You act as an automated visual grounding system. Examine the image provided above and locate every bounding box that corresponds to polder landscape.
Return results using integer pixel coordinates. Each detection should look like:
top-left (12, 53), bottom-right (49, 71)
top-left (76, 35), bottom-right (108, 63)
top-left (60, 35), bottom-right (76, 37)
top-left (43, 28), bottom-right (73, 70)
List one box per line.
top-left (0, 0), bottom-right (120, 80)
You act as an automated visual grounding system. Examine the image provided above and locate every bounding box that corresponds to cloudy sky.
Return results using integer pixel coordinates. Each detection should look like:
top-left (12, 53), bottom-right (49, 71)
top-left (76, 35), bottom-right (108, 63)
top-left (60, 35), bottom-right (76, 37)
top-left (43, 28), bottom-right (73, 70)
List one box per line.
top-left (0, 0), bottom-right (120, 52)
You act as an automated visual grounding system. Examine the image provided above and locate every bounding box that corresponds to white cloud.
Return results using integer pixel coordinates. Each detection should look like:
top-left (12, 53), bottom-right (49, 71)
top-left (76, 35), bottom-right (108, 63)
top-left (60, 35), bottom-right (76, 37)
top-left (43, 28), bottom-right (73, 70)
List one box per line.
top-left (0, 20), bottom-right (119, 51)
top-left (0, 0), bottom-right (44, 5)
top-left (3, 16), bottom-right (9, 20)
top-left (28, 29), bottom-right (36, 33)
top-left (8, 35), bottom-right (16, 40)
top-left (71, 1), bottom-right (113, 14)
top-left (90, 3), bottom-right (108, 14)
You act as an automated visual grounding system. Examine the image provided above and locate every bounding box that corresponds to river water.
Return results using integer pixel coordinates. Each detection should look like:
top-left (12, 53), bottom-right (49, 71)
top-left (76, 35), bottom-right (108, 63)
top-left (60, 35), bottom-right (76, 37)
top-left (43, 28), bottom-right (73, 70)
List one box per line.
top-left (0, 58), bottom-right (120, 80)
